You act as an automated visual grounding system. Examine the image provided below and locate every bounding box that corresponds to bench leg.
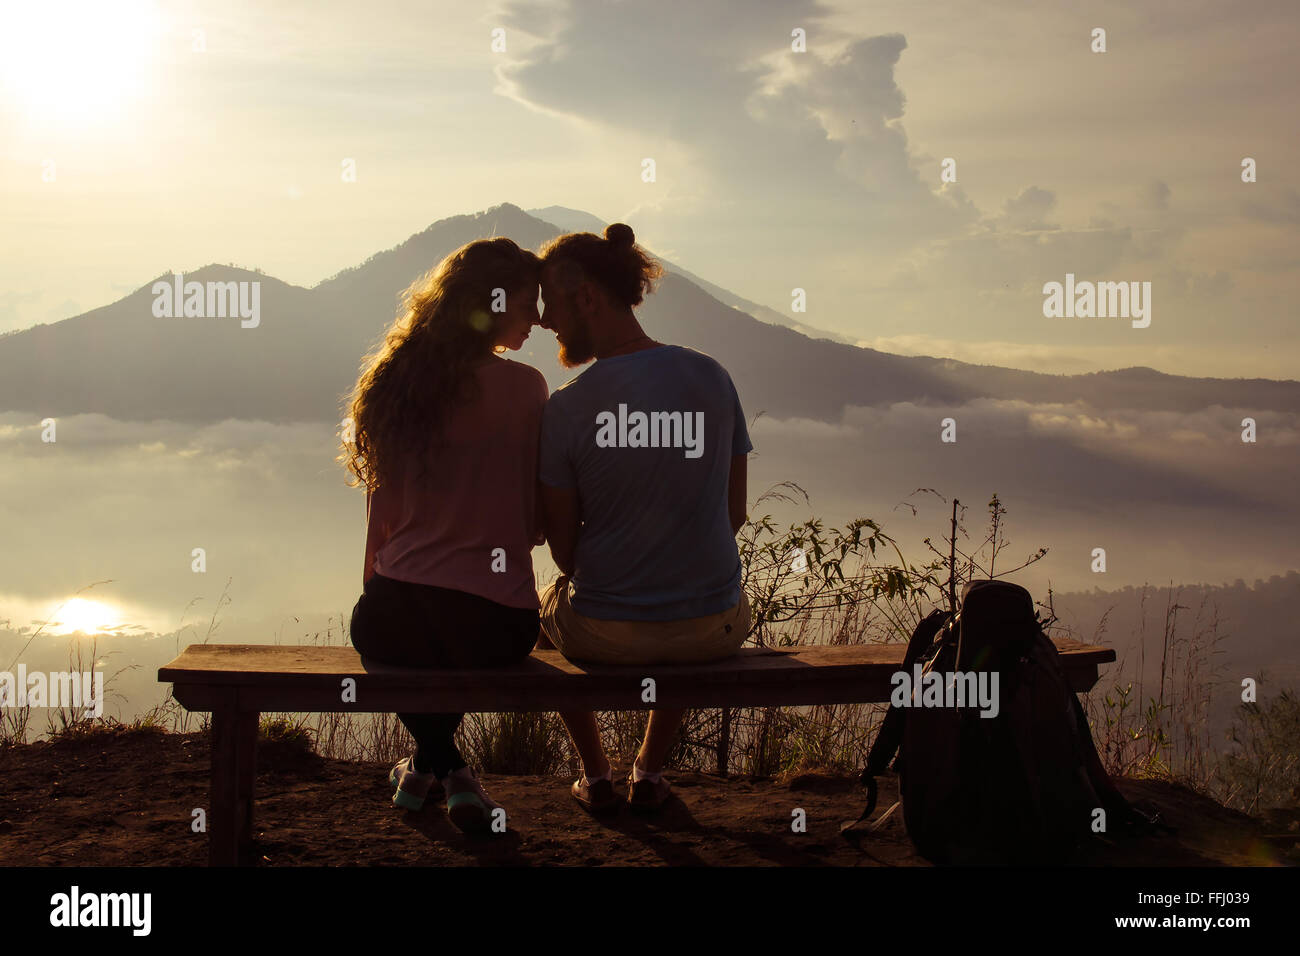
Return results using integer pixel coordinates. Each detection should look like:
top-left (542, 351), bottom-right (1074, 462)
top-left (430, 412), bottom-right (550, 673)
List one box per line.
top-left (210, 702), bottom-right (259, 866)
top-left (236, 710), bottom-right (258, 854)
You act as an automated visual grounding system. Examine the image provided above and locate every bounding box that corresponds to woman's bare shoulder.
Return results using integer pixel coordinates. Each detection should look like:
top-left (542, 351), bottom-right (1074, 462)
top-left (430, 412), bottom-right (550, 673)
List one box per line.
top-left (490, 355), bottom-right (550, 394)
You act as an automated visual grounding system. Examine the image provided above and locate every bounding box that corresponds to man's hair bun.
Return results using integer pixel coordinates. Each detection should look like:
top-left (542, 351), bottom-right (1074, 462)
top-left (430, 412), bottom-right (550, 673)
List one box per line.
top-left (604, 222), bottom-right (635, 248)
top-left (540, 221), bottom-right (663, 307)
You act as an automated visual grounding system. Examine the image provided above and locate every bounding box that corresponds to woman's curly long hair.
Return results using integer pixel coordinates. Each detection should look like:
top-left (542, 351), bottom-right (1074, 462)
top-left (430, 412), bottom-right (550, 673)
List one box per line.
top-left (339, 237), bottom-right (541, 493)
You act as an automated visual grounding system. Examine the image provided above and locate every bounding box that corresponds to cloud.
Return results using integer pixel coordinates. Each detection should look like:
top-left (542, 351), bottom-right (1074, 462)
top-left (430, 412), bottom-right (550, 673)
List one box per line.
top-left (740, 397), bottom-right (1300, 545)
top-left (854, 334), bottom-right (1109, 373)
top-left (743, 400), bottom-right (1300, 463)
top-left (768, 398), bottom-right (1300, 454)
top-left (750, 415), bottom-right (859, 440)
top-left (0, 413), bottom-right (343, 481)
top-left (496, 0), bottom-right (974, 246)
top-left (849, 332), bottom-right (1282, 379)
top-left (998, 186), bottom-right (1059, 232)
top-left (753, 34), bottom-right (911, 193)
top-left (0, 290), bottom-right (41, 324)
top-left (0, 411), bottom-right (364, 639)
top-left (1240, 187), bottom-right (1300, 226)
top-left (1157, 266), bottom-right (1234, 300)
top-left (1141, 180), bottom-right (1171, 211)
top-left (491, 0), bottom-right (1280, 367)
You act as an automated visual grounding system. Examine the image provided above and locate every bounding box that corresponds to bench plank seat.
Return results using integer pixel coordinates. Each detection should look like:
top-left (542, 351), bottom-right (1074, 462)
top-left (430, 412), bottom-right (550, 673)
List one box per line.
top-left (161, 640), bottom-right (1114, 712)
top-left (157, 639), bottom-right (1116, 865)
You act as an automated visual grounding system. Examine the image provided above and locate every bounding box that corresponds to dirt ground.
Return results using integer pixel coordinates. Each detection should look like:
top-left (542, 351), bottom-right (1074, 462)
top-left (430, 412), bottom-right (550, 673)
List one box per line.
top-left (0, 726), bottom-right (1295, 866)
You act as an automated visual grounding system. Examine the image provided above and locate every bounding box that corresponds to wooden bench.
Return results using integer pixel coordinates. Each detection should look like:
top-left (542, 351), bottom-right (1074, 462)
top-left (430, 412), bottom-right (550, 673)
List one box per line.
top-left (158, 639), bottom-right (1116, 865)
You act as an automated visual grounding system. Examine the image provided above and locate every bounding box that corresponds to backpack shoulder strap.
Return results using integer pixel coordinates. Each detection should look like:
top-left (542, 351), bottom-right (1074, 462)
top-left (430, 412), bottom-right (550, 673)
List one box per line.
top-left (842, 607), bottom-right (951, 838)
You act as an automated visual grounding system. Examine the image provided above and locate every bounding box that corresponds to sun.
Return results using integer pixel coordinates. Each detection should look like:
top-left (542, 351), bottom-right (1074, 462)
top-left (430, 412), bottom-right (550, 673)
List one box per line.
top-left (50, 598), bottom-right (121, 636)
top-left (0, 0), bottom-right (164, 129)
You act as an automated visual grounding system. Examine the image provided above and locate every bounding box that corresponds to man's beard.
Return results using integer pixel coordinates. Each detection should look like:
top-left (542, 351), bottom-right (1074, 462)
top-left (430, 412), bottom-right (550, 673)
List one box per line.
top-left (557, 319), bottom-right (596, 368)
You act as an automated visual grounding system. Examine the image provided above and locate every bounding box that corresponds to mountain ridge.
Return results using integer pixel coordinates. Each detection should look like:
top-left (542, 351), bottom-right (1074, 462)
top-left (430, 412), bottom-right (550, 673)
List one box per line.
top-left (1, 203), bottom-right (1297, 427)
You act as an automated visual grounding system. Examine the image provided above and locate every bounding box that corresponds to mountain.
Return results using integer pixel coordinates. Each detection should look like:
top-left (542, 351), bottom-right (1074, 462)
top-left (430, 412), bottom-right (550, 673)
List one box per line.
top-left (527, 205), bottom-right (857, 344)
top-left (526, 206), bottom-right (607, 235)
top-left (1, 203), bottom-right (1297, 428)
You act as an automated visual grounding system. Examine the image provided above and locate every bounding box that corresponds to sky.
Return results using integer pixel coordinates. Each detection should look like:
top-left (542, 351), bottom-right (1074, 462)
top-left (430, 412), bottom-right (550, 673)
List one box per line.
top-left (1, 0), bottom-right (1298, 700)
top-left (0, 0), bottom-right (1297, 377)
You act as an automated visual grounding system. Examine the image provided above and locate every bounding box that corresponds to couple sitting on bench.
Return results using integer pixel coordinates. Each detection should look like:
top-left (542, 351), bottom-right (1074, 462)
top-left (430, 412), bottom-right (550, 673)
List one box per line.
top-left (342, 223), bottom-right (753, 833)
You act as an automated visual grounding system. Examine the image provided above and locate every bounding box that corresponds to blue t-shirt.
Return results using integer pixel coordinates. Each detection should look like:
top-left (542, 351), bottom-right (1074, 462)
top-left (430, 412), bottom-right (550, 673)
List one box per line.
top-left (539, 344), bottom-right (753, 621)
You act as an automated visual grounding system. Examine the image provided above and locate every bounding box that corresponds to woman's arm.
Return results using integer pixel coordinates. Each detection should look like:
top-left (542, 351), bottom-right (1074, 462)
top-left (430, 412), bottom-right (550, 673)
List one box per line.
top-left (363, 485), bottom-right (391, 585)
top-left (363, 532), bottom-right (379, 584)
top-left (530, 370), bottom-right (552, 549)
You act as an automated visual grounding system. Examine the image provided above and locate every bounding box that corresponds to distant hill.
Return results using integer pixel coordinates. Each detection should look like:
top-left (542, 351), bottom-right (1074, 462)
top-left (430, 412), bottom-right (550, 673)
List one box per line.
top-left (1, 203), bottom-right (1297, 425)
top-left (1054, 571), bottom-right (1300, 734)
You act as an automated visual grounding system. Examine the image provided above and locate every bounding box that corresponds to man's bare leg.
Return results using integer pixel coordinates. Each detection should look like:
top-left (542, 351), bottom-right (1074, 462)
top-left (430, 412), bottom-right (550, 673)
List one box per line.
top-left (559, 710), bottom-right (611, 779)
top-left (635, 707), bottom-right (686, 774)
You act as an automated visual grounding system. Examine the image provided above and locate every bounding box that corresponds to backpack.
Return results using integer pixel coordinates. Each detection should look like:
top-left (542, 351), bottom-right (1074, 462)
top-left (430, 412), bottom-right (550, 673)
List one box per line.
top-left (842, 579), bottom-right (1166, 864)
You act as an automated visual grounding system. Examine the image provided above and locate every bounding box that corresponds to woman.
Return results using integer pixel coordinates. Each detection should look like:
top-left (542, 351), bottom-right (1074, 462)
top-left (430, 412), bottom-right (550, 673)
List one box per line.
top-left (341, 237), bottom-right (548, 833)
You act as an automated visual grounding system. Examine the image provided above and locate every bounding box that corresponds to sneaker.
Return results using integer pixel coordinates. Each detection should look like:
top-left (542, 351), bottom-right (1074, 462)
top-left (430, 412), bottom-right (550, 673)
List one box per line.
top-left (571, 766), bottom-right (620, 815)
top-left (626, 763), bottom-right (672, 813)
top-left (442, 765), bottom-right (505, 834)
top-left (389, 756), bottom-right (443, 812)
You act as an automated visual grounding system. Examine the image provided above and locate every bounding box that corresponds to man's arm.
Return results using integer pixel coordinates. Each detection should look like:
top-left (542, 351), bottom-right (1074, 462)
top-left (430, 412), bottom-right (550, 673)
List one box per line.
top-left (532, 481), bottom-right (548, 547)
top-left (540, 484), bottom-right (580, 576)
top-left (728, 453), bottom-right (747, 535)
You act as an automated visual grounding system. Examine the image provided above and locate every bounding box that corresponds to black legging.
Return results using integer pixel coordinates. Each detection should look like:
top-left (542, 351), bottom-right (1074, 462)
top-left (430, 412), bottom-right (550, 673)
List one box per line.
top-left (349, 572), bottom-right (540, 778)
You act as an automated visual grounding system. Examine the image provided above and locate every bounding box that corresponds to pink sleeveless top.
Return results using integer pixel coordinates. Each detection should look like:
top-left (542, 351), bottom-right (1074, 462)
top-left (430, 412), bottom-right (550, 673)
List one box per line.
top-left (366, 356), bottom-right (549, 609)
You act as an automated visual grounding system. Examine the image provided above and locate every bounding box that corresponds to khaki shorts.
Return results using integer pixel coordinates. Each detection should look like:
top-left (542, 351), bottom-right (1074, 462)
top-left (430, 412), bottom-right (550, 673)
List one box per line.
top-left (539, 576), bottom-right (751, 666)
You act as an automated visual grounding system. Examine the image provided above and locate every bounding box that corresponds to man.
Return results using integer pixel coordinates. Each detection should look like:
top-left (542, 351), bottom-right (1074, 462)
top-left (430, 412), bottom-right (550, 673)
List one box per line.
top-left (535, 222), bottom-right (752, 815)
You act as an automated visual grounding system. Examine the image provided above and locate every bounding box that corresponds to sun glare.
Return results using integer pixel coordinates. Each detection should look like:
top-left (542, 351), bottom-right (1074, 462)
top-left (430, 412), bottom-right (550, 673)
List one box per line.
top-left (48, 597), bottom-right (122, 636)
top-left (0, 0), bottom-right (164, 128)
